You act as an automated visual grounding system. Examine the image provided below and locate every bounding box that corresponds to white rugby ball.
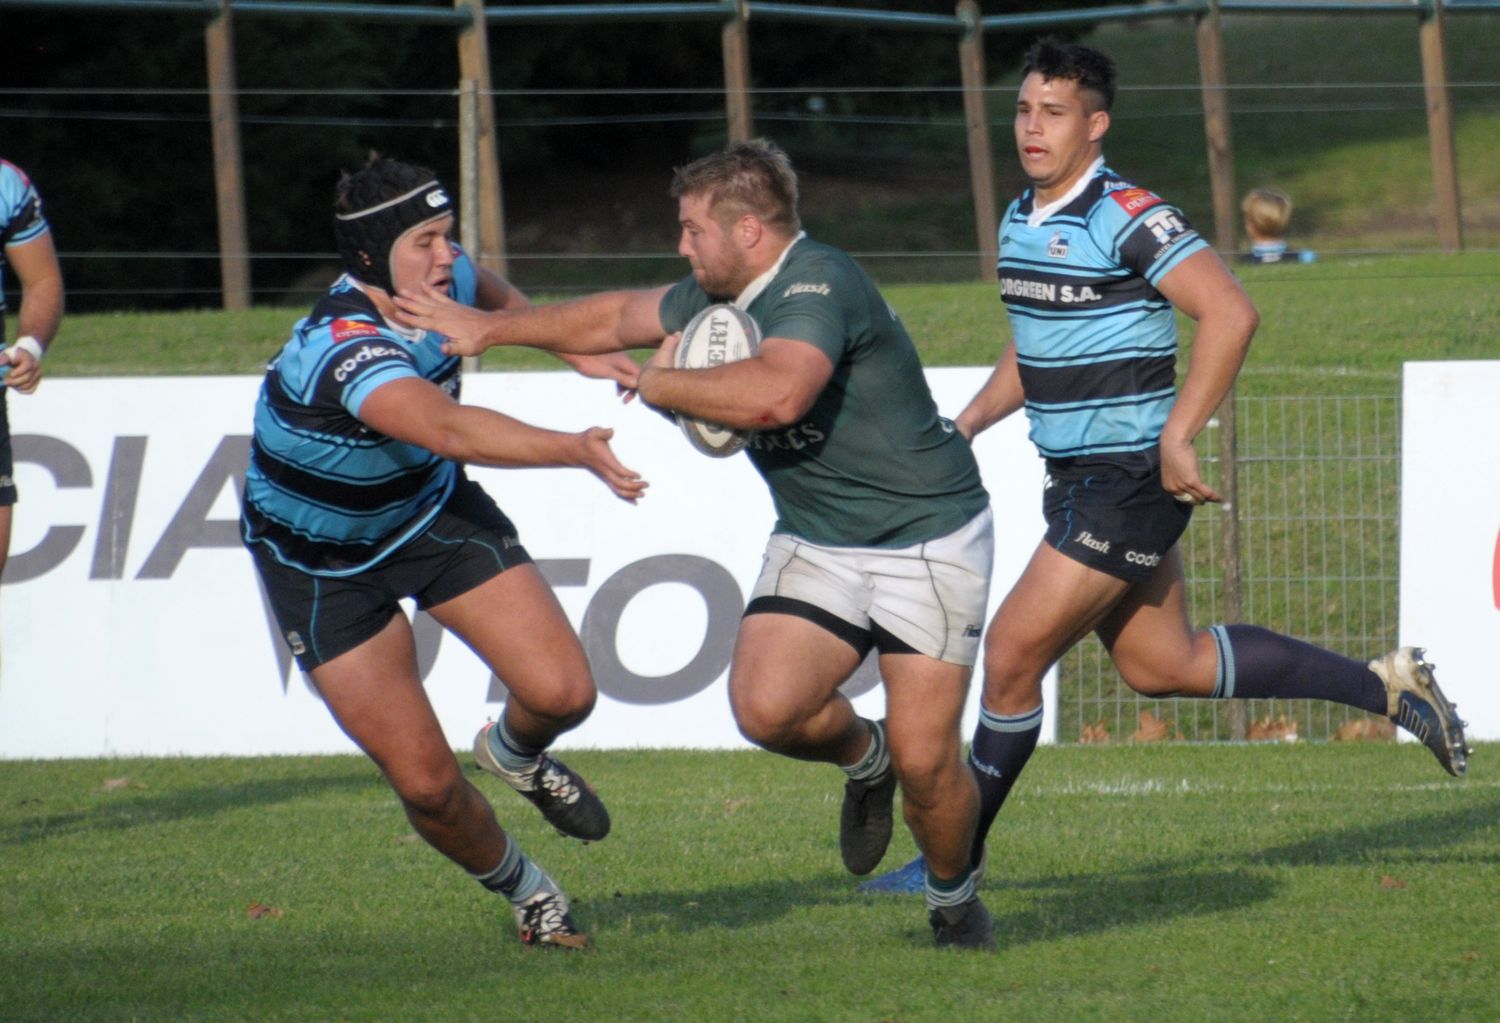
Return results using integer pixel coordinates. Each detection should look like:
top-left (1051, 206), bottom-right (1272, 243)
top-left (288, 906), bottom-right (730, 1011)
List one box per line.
top-left (674, 303), bottom-right (761, 457)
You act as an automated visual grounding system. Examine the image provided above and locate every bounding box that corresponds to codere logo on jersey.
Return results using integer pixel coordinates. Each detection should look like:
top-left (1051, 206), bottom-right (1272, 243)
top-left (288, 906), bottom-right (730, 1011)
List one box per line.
top-left (1110, 188), bottom-right (1163, 216)
top-left (332, 319), bottom-right (382, 343)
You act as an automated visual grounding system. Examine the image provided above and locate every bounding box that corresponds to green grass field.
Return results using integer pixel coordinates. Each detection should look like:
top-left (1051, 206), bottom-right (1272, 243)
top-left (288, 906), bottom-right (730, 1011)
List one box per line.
top-left (1, 743), bottom-right (1493, 1022)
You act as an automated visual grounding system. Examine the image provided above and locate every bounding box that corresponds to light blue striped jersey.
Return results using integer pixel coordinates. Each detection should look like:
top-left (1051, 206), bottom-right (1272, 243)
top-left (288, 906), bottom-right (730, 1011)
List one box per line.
top-left (997, 163), bottom-right (1209, 465)
top-left (241, 254), bottom-right (476, 575)
top-left (0, 158), bottom-right (51, 315)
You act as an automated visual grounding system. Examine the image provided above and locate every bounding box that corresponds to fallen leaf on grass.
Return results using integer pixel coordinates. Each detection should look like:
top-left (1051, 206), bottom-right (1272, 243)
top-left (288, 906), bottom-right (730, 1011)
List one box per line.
top-left (1333, 717), bottom-right (1397, 742)
top-left (1379, 875), bottom-right (1407, 890)
top-left (247, 902), bottom-right (284, 919)
top-left (1248, 715), bottom-right (1298, 743)
top-left (1079, 720), bottom-right (1111, 744)
top-left (101, 777), bottom-right (132, 792)
top-left (1130, 710), bottom-right (1182, 742)
top-left (1459, 950), bottom-right (1482, 963)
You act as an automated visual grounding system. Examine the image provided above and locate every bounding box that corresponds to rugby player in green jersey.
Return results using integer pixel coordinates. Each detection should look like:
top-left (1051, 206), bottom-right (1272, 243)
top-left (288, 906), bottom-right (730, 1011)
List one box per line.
top-left (398, 139), bottom-right (998, 950)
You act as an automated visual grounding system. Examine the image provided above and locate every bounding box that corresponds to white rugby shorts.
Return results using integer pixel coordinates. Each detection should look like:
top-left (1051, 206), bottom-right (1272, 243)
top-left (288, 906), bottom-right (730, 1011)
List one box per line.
top-left (749, 507), bottom-right (994, 666)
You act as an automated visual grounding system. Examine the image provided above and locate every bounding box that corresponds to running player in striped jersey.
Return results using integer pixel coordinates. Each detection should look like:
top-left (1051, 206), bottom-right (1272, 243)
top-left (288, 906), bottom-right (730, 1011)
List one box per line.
top-left (0, 158), bottom-right (64, 583)
top-left (863, 39), bottom-right (1468, 902)
top-left (242, 158), bottom-right (646, 949)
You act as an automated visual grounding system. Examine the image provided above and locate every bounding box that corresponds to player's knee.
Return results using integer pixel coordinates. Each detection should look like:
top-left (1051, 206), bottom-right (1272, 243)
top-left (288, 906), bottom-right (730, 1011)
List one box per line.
top-left (517, 673), bottom-right (597, 729)
top-left (729, 689), bottom-right (801, 749)
top-left (394, 763), bottom-right (466, 820)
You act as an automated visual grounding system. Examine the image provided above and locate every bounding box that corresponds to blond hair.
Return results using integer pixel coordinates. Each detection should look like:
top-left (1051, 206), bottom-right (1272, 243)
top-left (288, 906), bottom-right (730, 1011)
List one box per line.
top-left (1241, 187), bottom-right (1292, 238)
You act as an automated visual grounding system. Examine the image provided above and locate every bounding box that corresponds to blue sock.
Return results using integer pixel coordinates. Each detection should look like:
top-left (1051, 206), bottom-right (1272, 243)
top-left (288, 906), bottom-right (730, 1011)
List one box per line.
top-left (488, 715), bottom-right (544, 773)
top-left (470, 838), bottom-right (543, 904)
top-left (968, 703), bottom-right (1042, 868)
top-left (1209, 625), bottom-right (1386, 714)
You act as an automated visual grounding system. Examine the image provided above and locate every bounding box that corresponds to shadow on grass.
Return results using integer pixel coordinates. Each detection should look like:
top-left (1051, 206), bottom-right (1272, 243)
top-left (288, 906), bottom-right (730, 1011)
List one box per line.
top-left (1249, 794), bottom-right (1500, 868)
top-left (0, 770), bottom-right (380, 848)
top-left (582, 863), bottom-right (1275, 950)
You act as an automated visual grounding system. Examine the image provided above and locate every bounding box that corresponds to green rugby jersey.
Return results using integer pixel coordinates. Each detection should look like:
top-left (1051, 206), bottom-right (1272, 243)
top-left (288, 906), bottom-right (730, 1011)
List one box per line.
top-left (660, 236), bottom-right (987, 548)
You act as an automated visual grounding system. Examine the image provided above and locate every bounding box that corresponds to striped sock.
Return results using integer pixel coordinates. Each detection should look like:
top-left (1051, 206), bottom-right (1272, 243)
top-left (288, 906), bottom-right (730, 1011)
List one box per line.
top-left (470, 838), bottom-right (544, 905)
top-left (925, 862), bottom-right (977, 912)
top-left (488, 715), bottom-right (544, 774)
top-left (968, 703), bottom-right (1043, 867)
top-left (840, 718), bottom-right (890, 782)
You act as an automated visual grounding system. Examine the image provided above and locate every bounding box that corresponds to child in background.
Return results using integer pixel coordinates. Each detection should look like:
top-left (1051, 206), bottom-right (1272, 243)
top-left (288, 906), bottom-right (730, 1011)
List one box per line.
top-left (1240, 186), bottom-right (1316, 264)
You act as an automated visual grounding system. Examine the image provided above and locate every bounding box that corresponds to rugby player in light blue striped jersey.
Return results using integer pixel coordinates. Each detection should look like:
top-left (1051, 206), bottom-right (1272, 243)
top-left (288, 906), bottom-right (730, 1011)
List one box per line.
top-left (864, 39), bottom-right (1468, 904)
top-left (242, 158), bottom-right (646, 950)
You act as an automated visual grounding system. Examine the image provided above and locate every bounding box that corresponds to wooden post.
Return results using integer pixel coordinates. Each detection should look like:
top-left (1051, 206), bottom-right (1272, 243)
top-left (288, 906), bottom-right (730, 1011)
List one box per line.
top-left (204, 0), bottom-right (250, 310)
top-left (1419, 0), bottom-right (1463, 251)
top-left (957, 0), bottom-right (997, 281)
top-left (458, 79), bottom-right (482, 376)
top-left (455, 0), bottom-right (507, 277)
top-left (722, 0), bottom-right (753, 142)
top-left (1194, 0), bottom-right (1236, 252)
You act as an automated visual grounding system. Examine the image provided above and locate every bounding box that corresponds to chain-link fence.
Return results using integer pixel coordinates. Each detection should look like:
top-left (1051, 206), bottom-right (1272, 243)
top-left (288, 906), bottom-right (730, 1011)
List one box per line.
top-left (1058, 394), bottom-right (1400, 743)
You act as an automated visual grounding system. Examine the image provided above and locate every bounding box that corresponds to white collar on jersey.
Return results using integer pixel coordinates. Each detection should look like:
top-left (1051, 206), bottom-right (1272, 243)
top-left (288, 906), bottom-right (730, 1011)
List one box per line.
top-left (1026, 156), bottom-right (1105, 228)
top-left (345, 274), bottom-right (425, 341)
top-left (733, 231), bottom-right (807, 310)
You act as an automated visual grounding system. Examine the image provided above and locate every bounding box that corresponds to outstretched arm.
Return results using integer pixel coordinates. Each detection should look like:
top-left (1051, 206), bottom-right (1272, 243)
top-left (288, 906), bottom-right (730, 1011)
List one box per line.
top-left (1154, 248), bottom-right (1259, 504)
top-left (954, 340), bottom-right (1024, 441)
top-left (358, 377), bottom-right (648, 504)
top-left (395, 283), bottom-right (671, 359)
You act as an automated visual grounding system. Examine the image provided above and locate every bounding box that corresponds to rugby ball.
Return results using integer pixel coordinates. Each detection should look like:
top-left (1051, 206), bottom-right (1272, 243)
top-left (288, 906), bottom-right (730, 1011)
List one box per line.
top-left (674, 303), bottom-right (761, 457)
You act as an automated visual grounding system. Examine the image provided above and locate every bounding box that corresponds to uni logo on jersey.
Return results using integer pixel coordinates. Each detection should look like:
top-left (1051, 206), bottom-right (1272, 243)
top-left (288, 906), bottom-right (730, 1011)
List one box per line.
top-left (331, 319), bottom-right (382, 343)
top-left (1048, 231), bottom-right (1070, 258)
top-left (1110, 188), bottom-right (1163, 216)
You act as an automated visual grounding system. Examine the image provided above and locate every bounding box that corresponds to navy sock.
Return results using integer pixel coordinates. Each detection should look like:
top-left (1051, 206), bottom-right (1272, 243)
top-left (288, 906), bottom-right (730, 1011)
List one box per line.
top-left (968, 703), bottom-right (1043, 868)
top-left (1209, 624), bottom-right (1386, 714)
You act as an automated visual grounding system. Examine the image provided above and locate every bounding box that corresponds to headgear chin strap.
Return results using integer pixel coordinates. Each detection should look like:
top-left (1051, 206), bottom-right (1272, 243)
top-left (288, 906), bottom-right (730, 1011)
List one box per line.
top-left (333, 180), bottom-right (455, 294)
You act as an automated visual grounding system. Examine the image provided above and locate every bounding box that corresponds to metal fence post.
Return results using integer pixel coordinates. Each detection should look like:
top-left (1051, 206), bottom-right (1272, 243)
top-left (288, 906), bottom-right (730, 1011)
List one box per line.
top-left (1194, 0), bottom-right (1237, 252)
top-left (1419, 0), bottom-right (1464, 251)
top-left (722, 0), bottom-right (753, 141)
top-left (957, 0), bottom-right (998, 282)
top-left (204, 0), bottom-right (250, 310)
top-left (1216, 389), bottom-right (1246, 740)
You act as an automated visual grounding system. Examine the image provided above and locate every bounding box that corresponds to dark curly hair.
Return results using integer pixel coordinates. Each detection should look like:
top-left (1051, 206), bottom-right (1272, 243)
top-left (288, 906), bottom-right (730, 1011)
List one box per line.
top-left (334, 156), bottom-right (438, 215)
top-left (1022, 39), bottom-right (1117, 113)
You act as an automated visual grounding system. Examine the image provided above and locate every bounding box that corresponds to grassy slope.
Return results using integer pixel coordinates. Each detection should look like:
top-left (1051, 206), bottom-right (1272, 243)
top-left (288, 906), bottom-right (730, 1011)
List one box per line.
top-left (47, 253), bottom-right (1498, 389)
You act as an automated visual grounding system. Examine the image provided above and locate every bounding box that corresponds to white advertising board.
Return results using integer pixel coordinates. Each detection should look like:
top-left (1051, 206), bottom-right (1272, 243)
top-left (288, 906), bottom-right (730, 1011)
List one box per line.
top-left (0, 370), bottom-right (1053, 758)
top-left (1400, 361), bottom-right (1498, 741)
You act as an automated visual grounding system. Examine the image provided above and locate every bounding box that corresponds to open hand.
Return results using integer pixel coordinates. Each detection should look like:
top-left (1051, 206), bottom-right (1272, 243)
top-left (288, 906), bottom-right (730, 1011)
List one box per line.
top-left (394, 284), bottom-right (495, 357)
top-left (566, 351), bottom-right (641, 402)
top-left (577, 426), bottom-right (648, 504)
